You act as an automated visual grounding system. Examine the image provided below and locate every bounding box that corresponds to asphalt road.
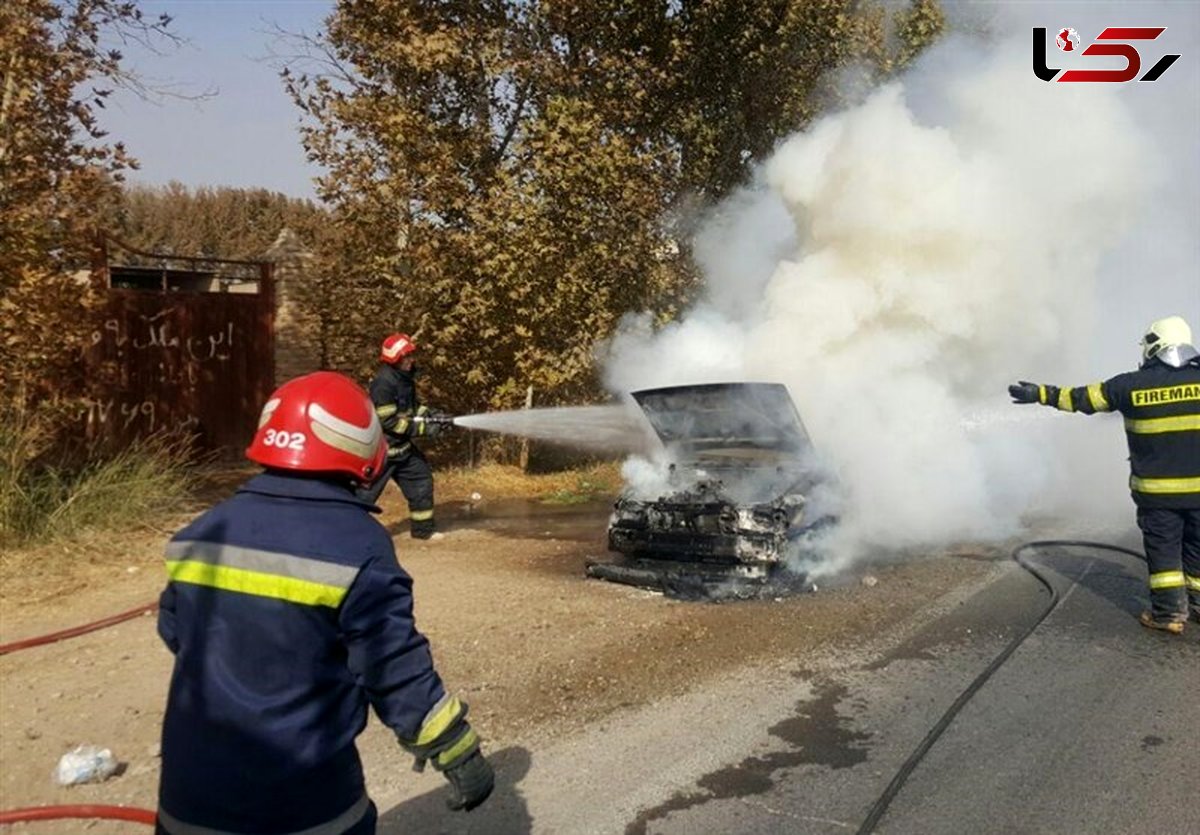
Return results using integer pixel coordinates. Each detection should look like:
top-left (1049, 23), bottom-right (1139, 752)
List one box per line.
top-left (378, 542), bottom-right (1198, 834)
top-left (866, 544), bottom-right (1198, 835)
top-left (624, 543), bottom-right (1199, 835)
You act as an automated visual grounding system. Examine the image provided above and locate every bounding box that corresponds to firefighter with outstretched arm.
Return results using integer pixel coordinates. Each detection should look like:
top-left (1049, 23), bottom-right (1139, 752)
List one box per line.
top-left (155, 371), bottom-right (493, 834)
top-left (361, 333), bottom-right (450, 539)
top-left (1009, 315), bottom-right (1200, 634)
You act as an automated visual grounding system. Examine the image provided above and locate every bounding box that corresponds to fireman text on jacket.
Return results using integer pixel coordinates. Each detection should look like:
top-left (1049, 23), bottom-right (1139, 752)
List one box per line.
top-left (1131, 384), bottom-right (1200, 407)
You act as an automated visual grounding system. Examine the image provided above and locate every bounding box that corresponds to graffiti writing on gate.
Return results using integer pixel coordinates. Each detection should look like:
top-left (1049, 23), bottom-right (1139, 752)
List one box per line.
top-left (86, 239), bottom-right (276, 453)
top-left (82, 397), bottom-right (200, 434)
top-left (85, 308), bottom-right (239, 438)
top-left (91, 311), bottom-right (236, 363)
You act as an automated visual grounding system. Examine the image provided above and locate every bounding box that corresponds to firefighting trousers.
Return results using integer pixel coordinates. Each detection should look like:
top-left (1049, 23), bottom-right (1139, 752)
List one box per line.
top-left (1135, 507), bottom-right (1200, 621)
top-left (156, 800), bottom-right (377, 835)
top-left (360, 448), bottom-right (436, 538)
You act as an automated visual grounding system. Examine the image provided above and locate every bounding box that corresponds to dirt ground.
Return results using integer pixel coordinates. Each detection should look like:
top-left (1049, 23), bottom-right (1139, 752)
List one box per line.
top-left (0, 466), bottom-right (999, 830)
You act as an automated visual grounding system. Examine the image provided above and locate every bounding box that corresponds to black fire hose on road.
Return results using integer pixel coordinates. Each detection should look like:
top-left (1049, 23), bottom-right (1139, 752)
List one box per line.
top-left (855, 539), bottom-right (1148, 835)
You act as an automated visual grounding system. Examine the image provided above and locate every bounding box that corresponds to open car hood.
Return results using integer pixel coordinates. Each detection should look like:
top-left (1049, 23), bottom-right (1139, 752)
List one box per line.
top-left (631, 382), bottom-right (814, 469)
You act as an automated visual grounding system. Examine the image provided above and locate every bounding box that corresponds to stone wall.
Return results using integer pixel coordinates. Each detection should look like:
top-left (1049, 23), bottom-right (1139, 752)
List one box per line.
top-left (266, 228), bottom-right (323, 386)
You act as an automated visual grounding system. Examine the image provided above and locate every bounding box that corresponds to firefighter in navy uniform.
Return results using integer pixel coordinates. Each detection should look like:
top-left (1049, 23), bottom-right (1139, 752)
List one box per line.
top-left (362, 333), bottom-right (446, 538)
top-left (155, 371), bottom-right (493, 835)
top-left (1009, 315), bottom-right (1200, 634)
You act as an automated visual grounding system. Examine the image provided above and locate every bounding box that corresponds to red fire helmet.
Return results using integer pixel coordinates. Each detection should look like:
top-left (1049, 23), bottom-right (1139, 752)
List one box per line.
top-left (380, 333), bottom-right (417, 364)
top-left (245, 371), bottom-right (386, 483)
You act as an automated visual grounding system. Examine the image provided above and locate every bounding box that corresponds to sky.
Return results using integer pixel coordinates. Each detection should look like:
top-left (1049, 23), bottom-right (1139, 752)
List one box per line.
top-left (103, 0), bottom-right (333, 199)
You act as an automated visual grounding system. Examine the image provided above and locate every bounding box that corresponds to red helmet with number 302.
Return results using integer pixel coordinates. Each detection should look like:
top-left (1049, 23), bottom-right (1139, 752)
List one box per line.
top-left (246, 372), bottom-right (386, 483)
top-left (380, 332), bottom-right (417, 364)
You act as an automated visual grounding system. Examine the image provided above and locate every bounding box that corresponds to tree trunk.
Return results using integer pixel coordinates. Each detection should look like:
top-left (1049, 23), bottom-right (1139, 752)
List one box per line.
top-left (519, 384), bottom-right (533, 471)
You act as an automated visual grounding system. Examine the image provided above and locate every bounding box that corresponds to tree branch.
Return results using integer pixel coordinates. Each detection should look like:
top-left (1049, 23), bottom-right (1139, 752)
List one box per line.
top-left (492, 80), bottom-right (530, 167)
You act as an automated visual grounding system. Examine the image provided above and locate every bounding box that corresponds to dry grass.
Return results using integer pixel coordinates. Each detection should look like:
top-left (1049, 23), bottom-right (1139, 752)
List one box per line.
top-left (189, 460), bottom-right (625, 506)
top-left (436, 461), bottom-right (622, 503)
top-left (1, 417), bottom-right (198, 550)
top-left (1, 459), bottom-right (624, 605)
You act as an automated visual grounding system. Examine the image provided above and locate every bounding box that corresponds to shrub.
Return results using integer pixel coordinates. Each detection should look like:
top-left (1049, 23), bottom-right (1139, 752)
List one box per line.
top-left (0, 411), bottom-right (197, 548)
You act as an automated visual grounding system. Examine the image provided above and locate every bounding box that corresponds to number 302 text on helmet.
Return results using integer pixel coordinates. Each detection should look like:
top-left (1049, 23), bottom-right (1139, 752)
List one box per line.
top-left (245, 372), bottom-right (387, 484)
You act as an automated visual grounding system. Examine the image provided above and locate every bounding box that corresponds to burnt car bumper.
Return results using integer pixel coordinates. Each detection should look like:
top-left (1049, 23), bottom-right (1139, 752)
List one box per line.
top-left (606, 496), bottom-right (806, 565)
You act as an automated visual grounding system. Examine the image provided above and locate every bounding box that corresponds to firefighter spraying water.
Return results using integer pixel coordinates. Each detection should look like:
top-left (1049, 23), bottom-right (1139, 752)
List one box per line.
top-left (362, 333), bottom-right (455, 539)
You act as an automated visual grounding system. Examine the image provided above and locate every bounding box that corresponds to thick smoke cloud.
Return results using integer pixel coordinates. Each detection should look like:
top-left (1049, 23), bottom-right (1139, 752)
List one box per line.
top-left (603, 3), bottom-right (1199, 574)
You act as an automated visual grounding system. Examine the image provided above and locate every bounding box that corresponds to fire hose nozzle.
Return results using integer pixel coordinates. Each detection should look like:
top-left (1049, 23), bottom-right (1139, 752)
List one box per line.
top-left (413, 413), bottom-right (457, 430)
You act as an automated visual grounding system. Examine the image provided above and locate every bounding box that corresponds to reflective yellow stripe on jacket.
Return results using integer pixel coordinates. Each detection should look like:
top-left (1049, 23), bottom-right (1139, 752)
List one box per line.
top-left (399, 693), bottom-right (477, 768)
top-left (1124, 415), bottom-right (1200, 434)
top-left (1129, 475), bottom-right (1200, 495)
top-left (437, 727), bottom-right (479, 767)
top-left (412, 695), bottom-right (465, 746)
top-left (164, 541), bottom-right (359, 608)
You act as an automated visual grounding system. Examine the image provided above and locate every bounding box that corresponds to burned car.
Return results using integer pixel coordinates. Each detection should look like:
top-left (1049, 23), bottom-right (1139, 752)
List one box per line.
top-left (587, 382), bottom-right (835, 600)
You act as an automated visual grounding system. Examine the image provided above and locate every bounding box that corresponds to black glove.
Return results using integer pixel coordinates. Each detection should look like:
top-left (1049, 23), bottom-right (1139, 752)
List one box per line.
top-left (398, 696), bottom-right (492, 811)
top-left (414, 407), bottom-right (451, 439)
top-left (422, 415), bottom-right (444, 439)
top-left (1008, 381), bottom-right (1041, 404)
top-left (443, 750), bottom-right (495, 812)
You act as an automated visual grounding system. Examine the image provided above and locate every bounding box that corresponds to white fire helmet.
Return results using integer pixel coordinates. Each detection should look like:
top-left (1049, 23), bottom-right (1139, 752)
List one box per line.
top-left (1140, 315), bottom-right (1198, 368)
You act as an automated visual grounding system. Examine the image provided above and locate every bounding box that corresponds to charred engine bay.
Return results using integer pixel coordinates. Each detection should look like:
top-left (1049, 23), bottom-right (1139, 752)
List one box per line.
top-left (593, 480), bottom-right (829, 602)
top-left (589, 382), bottom-right (836, 602)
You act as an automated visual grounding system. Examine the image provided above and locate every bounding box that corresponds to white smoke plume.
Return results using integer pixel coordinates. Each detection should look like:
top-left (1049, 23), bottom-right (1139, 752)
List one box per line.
top-left (604, 3), bottom-right (1199, 575)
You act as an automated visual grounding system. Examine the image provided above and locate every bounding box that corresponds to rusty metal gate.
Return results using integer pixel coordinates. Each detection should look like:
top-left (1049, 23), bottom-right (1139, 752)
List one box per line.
top-left (85, 236), bottom-right (275, 454)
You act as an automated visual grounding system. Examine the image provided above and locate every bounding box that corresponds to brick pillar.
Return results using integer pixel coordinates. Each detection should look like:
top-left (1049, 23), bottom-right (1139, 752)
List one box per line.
top-left (266, 228), bottom-right (322, 386)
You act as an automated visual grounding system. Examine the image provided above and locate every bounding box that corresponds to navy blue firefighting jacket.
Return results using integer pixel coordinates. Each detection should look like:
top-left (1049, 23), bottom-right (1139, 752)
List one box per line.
top-left (369, 364), bottom-right (433, 459)
top-left (156, 472), bottom-right (445, 834)
top-left (1034, 356), bottom-right (1200, 509)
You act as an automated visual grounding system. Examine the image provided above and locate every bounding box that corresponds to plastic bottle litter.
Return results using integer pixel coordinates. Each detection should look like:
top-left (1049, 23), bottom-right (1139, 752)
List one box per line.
top-left (55, 745), bottom-right (119, 786)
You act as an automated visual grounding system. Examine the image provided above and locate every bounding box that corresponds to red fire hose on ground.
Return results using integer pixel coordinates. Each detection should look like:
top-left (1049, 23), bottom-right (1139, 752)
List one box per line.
top-left (0, 804), bottom-right (156, 825)
top-left (0, 604), bottom-right (160, 827)
top-left (0, 602), bottom-right (158, 656)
